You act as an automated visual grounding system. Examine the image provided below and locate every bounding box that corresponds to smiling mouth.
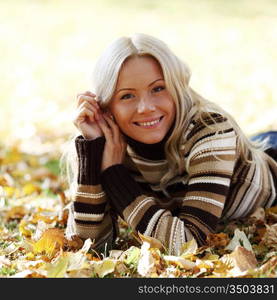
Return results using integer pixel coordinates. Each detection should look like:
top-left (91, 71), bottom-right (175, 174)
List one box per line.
top-left (134, 116), bottom-right (164, 128)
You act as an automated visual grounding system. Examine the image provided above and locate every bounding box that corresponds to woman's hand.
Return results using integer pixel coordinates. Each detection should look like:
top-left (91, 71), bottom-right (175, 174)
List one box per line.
top-left (73, 91), bottom-right (103, 140)
top-left (97, 113), bottom-right (127, 171)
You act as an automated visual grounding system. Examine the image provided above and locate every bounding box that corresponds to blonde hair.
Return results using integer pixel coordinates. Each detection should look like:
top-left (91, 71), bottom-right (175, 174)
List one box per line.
top-left (61, 33), bottom-right (266, 193)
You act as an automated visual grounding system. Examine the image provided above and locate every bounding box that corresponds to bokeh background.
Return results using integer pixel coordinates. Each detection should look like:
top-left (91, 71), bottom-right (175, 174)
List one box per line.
top-left (1, 0), bottom-right (277, 154)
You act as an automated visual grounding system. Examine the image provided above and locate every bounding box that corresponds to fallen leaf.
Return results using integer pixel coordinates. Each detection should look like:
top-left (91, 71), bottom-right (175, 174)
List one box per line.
top-left (261, 224), bottom-right (277, 249)
top-left (137, 242), bottom-right (156, 277)
top-left (32, 228), bottom-right (66, 257)
top-left (225, 229), bottom-right (253, 252)
top-left (19, 220), bottom-right (32, 237)
top-left (91, 258), bottom-right (117, 278)
top-left (180, 238), bottom-right (198, 257)
top-left (46, 255), bottom-right (69, 278)
top-left (207, 232), bottom-right (230, 248)
top-left (6, 206), bottom-right (26, 220)
top-left (124, 246), bottom-right (141, 266)
top-left (163, 255), bottom-right (196, 270)
top-left (22, 183), bottom-right (41, 196)
top-left (229, 246), bottom-right (257, 273)
top-left (249, 207), bottom-right (265, 222)
top-left (138, 232), bottom-right (165, 250)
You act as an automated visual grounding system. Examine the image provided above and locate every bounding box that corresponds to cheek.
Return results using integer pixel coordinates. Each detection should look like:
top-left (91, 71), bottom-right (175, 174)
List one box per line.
top-left (112, 107), bottom-right (131, 127)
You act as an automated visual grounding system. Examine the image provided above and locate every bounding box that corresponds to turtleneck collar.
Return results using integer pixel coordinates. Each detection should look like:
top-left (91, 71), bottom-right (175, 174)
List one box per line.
top-left (123, 124), bottom-right (174, 160)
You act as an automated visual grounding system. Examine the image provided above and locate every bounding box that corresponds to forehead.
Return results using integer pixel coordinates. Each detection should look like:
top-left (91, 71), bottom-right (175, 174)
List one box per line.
top-left (116, 56), bottom-right (163, 86)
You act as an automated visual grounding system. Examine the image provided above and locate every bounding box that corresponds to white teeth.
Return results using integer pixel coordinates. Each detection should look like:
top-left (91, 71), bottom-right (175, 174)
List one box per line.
top-left (137, 118), bottom-right (161, 127)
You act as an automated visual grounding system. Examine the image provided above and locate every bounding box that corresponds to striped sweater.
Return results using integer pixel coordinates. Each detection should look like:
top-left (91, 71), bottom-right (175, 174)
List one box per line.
top-left (66, 112), bottom-right (277, 255)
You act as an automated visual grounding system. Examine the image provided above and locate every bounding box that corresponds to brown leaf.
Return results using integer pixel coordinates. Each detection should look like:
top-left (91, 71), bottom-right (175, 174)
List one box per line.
top-left (138, 232), bottom-right (165, 251)
top-left (261, 224), bottom-right (277, 249)
top-left (258, 256), bottom-right (277, 275)
top-left (206, 232), bottom-right (230, 248)
top-left (6, 206), bottom-right (27, 220)
top-left (229, 246), bottom-right (257, 272)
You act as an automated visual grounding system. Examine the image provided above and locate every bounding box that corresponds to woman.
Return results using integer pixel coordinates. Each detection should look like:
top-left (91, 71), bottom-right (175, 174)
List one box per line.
top-left (63, 33), bottom-right (277, 255)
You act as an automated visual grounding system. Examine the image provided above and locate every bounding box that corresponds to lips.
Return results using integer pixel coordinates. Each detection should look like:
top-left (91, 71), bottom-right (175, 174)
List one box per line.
top-left (134, 116), bottom-right (164, 127)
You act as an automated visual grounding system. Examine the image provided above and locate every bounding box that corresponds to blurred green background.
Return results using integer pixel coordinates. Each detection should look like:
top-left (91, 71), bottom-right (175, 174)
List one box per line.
top-left (1, 0), bottom-right (277, 154)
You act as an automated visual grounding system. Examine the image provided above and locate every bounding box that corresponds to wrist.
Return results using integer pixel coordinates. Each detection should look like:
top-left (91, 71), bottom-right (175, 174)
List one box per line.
top-left (82, 133), bottom-right (103, 140)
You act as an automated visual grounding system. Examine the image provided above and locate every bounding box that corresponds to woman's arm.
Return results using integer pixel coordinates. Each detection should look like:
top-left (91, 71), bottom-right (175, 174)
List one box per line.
top-left (67, 136), bottom-right (116, 251)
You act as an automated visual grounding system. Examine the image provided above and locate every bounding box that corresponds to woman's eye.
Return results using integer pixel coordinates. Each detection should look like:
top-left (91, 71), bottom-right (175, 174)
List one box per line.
top-left (120, 93), bottom-right (134, 100)
top-left (153, 86), bottom-right (165, 93)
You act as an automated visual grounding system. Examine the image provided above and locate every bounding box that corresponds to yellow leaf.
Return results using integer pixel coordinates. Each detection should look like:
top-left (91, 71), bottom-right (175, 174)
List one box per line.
top-left (22, 183), bottom-right (40, 196)
top-left (47, 255), bottom-right (69, 278)
top-left (92, 259), bottom-right (117, 278)
top-left (19, 220), bottom-right (32, 237)
top-left (3, 186), bottom-right (20, 198)
top-left (26, 252), bottom-right (35, 260)
top-left (180, 238), bottom-right (198, 258)
top-left (32, 228), bottom-right (65, 257)
top-left (266, 205), bottom-right (277, 214)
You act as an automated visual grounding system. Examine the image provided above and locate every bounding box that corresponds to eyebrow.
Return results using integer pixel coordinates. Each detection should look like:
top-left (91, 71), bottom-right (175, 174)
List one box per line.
top-left (115, 78), bottom-right (164, 95)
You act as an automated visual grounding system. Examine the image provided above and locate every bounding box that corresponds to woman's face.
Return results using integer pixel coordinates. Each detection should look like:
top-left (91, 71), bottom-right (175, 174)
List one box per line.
top-left (108, 56), bottom-right (176, 144)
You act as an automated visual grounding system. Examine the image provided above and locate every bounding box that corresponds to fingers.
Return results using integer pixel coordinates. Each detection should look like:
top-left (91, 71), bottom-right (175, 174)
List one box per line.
top-left (76, 92), bottom-right (101, 110)
top-left (103, 114), bottom-right (120, 141)
top-left (97, 115), bottom-right (113, 142)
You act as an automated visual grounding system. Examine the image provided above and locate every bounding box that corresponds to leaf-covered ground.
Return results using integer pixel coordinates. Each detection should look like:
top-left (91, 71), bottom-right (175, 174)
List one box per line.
top-left (1, 139), bottom-right (277, 278)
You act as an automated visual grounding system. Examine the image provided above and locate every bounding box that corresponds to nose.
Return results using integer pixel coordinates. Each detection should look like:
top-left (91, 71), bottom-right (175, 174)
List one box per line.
top-left (137, 97), bottom-right (155, 114)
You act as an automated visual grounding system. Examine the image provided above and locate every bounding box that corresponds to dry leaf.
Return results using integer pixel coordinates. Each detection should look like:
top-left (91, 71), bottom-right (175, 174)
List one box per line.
top-left (261, 224), bottom-right (277, 249)
top-left (138, 232), bottom-right (165, 250)
top-left (258, 256), bottom-right (277, 275)
top-left (46, 255), bottom-right (69, 278)
top-left (163, 255), bottom-right (196, 270)
top-left (207, 232), bottom-right (230, 248)
top-left (225, 228), bottom-right (253, 252)
top-left (180, 238), bottom-right (198, 257)
top-left (249, 207), bottom-right (265, 222)
top-left (91, 258), bottom-right (117, 278)
top-left (6, 206), bottom-right (26, 220)
top-left (32, 228), bottom-right (66, 257)
top-left (137, 242), bottom-right (156, 277)
top-left (229, 246), bottom-right (257, 272)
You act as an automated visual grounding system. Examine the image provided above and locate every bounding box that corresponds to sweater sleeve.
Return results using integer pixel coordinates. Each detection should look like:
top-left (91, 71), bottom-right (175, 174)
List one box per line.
top-left (66, 135), bottom-right (116, 251)
top-left (100, 119), bottom-right (238, 255)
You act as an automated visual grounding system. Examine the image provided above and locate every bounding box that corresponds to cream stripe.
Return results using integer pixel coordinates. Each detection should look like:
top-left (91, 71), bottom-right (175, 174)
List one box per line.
top-left (126, 197), bottom-right (154, 226)
top-left (76, 191), bottom-right (106, 198)
top-left (183, 196), bottom-right (224, 208)
top-left (189, 177), bottom-right (230, 186)
top-left (132, 157), bottom-right (167, 166)
top-left (232, 165), bottom-right (262, 219)
top-left (143, 209), bottom-right (165, 236)
top-left (266, 170), bottom-right (277, 208)
top-left (190, 135), bottom-right (236, 158)
top-left (168, 217), bottom-right (178, 255)
top-left (196, 150), bottom-right (236, 159)
top-left (74, 212), bottom-right (104, 221)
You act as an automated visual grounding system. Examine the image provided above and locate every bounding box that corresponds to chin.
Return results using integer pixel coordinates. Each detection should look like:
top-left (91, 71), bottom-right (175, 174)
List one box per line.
top-left (136, 134), bottom-right (165, 144)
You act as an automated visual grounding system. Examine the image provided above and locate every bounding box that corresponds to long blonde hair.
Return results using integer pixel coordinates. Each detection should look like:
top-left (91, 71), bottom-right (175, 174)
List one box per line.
top-left (61, 33), bottom-right (266, 193)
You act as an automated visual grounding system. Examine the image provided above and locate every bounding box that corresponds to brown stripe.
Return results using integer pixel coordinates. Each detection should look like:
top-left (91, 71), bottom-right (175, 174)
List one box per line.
top-left (75, 213), bottom-right (112, 240)
top-left (190, 154), bottom-right (236, 167)
top-left (181, 200), bottom-right (222, 217)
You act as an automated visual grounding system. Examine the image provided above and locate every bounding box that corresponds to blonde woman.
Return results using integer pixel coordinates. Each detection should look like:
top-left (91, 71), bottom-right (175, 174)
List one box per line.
top-left (63, 33), bottom-right (277, 255)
